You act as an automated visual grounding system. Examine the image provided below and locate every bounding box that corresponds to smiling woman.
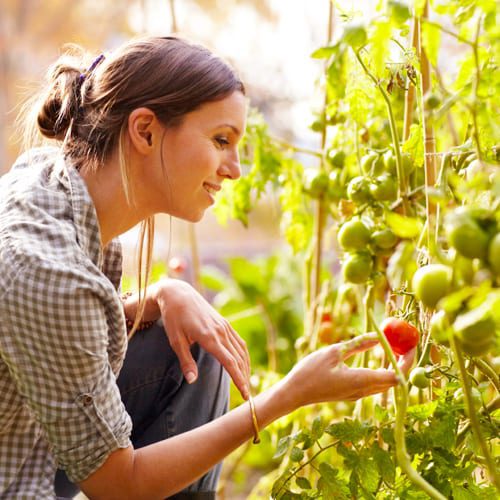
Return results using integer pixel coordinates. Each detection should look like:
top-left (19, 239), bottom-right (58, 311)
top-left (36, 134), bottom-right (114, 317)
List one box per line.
top-left (0, 35), bottom-right (414, 500)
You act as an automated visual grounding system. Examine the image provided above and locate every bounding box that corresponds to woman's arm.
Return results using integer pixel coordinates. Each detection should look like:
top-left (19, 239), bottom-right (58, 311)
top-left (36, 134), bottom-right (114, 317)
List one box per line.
top-left (79, 334), bottom-right (414, 499)
top-left (79, 376), bottom-right (292, 499)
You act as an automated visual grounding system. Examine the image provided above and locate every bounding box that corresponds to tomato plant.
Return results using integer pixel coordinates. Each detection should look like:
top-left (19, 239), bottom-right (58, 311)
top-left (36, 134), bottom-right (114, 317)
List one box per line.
top-left (211, 1), bottom-right (500, 497)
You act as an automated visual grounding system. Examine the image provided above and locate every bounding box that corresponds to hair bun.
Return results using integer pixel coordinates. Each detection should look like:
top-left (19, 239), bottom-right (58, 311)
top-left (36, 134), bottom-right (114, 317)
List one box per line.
top-left (37, 53), bottom-right (84, 141)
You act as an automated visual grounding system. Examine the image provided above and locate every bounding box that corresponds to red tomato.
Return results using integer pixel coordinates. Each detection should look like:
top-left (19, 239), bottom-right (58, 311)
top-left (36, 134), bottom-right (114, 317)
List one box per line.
top-left (381, 317), bottom-right (419, 355)
top-left (320, 311), bottom-right (332, 323)
top-left (168, 256), bottom-right (188, 273)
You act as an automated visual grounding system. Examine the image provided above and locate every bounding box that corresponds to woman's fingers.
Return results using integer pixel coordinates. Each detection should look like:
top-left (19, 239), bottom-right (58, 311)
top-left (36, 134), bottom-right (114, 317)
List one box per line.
top-left (167, 332), bottom-right (199, 384)
top-left (224, 323), bottom-right (251, 383)
top-left (204, 338), bottom-right (250, 399)
top-left (340, 332), bottom-right (379, 360)
top-left (398, 347), bottom-right (417, 374)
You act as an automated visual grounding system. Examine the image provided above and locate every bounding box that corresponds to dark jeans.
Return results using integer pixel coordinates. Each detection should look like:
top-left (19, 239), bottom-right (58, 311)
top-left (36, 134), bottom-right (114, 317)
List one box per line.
top-left (54, 319), bottom-right (230, 499)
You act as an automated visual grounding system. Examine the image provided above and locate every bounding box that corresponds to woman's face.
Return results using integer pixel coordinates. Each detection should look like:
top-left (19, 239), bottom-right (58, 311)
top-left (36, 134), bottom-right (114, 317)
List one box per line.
top-left (145, 91), bottom-right (247, 222)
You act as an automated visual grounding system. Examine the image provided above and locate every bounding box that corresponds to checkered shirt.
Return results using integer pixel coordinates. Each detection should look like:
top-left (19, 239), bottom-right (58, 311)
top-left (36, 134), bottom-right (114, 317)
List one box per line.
top-left (0, 148), bottom-right (132, 499)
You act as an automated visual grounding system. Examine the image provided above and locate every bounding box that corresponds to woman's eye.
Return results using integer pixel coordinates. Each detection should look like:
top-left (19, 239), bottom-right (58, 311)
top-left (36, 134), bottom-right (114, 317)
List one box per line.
top-left (214, 136), bottom-right (230, 148)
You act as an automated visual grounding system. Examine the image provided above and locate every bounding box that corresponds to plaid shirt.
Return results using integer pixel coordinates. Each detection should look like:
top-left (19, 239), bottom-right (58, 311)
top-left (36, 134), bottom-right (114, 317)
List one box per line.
top-left (0, 148), bottom-right (132, 498)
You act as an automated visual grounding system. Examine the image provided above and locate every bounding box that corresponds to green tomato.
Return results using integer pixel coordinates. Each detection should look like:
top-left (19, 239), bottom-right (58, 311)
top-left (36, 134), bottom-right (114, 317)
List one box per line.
top-left (372, 228), bottom-right (398, 250)
top-left (429, 310), bottom-right (451, 346)
top-left (383, 150), bottom-right (396, 172)
top-left (328, 169), bottom-right (344, 201)
top-left (454, 387), bottom-right (483, 412)
top-left (328, 149), bottom-right (346, 168)
top-left (342, 252), bottom-right (373, 284)
top-left (487, 233), bottom-right (500, 275)
top-left (361, 153), bottom-right (379, 175)
top-left (409, 367), bottom-right (429, 389)
top-left (304, 169), bottom-right (330, 198)
top-left (401, 153), bottom-right (416, 176)
top-left (342, 21), bottom-right (368, 48)
top-left (412, 264), bottom-right (452, 309)
top-left (338, 219), bottom-right (371, 251)
top-left (454, 255), bottom-right (474, 286)
top-left (347, 176), bottom-right (372, 204)
top-left (383, 151), bottom-right (415, 177)
top-left (369, 174), bottom-right (398, 202)
top-left (424, 93), bottom-right (441, 110)
top-left (445, 209), bottom-right (490, 260)
top-left (455, 316), bottom-right (496, 357)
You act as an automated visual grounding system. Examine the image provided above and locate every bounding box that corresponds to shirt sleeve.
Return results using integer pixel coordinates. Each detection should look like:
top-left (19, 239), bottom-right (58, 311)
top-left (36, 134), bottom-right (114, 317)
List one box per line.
top-left (0, 257), bottom-right (132, 483)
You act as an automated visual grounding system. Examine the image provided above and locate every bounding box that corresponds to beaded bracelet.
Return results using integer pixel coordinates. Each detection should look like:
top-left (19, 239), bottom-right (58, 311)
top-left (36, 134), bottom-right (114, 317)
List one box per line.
top-left (121, 291), bottom-right (156, 332)
top-left (248, 395), bottom-right (261, 444)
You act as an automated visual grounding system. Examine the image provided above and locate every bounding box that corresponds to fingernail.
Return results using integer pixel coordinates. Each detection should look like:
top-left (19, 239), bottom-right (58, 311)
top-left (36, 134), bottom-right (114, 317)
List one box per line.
top-left (186, 371), bottom-right (197, 384)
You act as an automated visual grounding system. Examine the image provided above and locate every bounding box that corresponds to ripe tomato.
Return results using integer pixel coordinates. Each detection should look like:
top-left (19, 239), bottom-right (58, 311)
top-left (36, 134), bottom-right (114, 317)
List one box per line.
top-left (487, 233), bottom-right (500, 275)
top-left (347, 176), bottom-right (372, 204)
top-left (381, 317), bottom-right (420, 355)
top-left (412, 264), bottom-right (452, 309)
top-left (369, 174), bottom-right (398, 202)
top-left (342, 252), bottom-right (373, 284)
top-left (318, 321), bottom-right (336, 344)
top-left (168, 256), bottom-right (187, 273)
top-left (338, 219), bottom-right (371, 251)
top-left (409, 367), bottom-right (429, 389)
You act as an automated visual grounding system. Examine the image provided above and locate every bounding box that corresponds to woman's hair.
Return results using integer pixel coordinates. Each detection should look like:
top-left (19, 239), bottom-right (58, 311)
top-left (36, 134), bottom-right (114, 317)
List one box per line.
top-left (23, 36), bottom-right (245, 336)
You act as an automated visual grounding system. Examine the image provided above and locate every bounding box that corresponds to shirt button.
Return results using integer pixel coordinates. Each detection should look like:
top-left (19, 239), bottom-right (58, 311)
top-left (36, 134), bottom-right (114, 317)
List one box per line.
top-left (82, 394), bottom-right (93, 406)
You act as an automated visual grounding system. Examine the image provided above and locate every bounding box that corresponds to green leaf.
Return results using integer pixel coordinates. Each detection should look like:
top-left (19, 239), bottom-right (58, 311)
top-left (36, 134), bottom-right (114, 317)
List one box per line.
top-left (402, 124), bottom-right (424, 168)
top-left (325, 419), bottom-right (372, 443)
top-left (311, 416), bottom-right (324, 441)
top-left (290, 446), bottom-right (304, 462)
top-left (200, 265), bottom-right (231, 293)
top-left (422, 22), bottom-right (442, 67)
top-left (372, 444), bottom-right (395, 485)
top-left (274, 436), bottom-right (292, 459)
top-left (318, 462), bottom-right (339, 484)
top-left (386, 241), bottom-right (417, 290)
top-left (358, 456), bottom-right (379, 493)
top-left (385, 211), bottom-right (424, 238)
top-left (370, 18), bottom-right (391, 76)
top-left (311, 44), bottom-right (338, 59)
top-left (295, 477), bottom-right (312, 490)
top-left (407, 400), bottom-right (438, 420)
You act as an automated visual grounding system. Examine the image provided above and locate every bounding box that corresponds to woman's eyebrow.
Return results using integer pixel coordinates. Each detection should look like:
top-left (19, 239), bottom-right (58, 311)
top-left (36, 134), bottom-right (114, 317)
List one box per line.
top-left (216, 124), bottom-right (241, 136)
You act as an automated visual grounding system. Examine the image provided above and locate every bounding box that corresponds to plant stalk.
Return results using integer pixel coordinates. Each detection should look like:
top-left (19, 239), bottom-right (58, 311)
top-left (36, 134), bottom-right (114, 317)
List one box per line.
top-left (449, 334), bottom-right (500, 491)
top-left (354, 50), bottom-right (409, 214)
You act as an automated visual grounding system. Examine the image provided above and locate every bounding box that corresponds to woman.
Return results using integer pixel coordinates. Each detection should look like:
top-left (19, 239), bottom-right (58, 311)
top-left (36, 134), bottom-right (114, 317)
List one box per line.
top-left (0, 36), bottom-right (414, 499)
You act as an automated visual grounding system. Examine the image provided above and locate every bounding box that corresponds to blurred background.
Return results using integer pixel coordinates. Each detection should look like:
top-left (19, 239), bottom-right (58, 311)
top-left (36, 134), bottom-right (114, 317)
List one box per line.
top-left (0, 0), bottom-right (339, 275)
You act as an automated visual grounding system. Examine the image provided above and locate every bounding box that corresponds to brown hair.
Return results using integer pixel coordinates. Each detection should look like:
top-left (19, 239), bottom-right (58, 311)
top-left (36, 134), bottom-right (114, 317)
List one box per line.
top-left (24, 36), bottom-right (245, 336)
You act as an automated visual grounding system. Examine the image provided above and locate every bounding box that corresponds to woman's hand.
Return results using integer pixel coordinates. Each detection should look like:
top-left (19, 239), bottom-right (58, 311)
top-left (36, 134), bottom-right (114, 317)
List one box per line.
top-left (283, 333), bottom-right (416, 408)
top-left (150, 278), bottom-right (251, 399)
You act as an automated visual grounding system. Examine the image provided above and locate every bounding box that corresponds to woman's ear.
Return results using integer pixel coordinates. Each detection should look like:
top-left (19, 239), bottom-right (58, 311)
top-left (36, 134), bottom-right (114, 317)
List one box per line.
top-left (128, 108), bottom-right (157, 154)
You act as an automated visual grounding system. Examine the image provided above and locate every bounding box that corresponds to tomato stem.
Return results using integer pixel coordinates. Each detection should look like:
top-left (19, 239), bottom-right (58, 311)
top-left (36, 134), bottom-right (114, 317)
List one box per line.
top-left (473, 358), bottom-right (500, 394)
top-left (353, 49), bottom-right (409, 214)
top-left (369, 310), bottom-right (446, 500)
top-left (449, 334), bottom-right (500, 491)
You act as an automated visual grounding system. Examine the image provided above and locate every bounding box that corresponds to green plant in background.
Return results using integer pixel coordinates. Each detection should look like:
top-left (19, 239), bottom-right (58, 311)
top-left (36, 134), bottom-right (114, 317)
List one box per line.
top-left (211, 0), bottom-right (500, 498)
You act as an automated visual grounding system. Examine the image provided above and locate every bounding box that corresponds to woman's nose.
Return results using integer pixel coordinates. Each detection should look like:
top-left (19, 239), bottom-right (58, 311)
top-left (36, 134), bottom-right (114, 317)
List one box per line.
top-left (218, 152), bottom-right (241, 180)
